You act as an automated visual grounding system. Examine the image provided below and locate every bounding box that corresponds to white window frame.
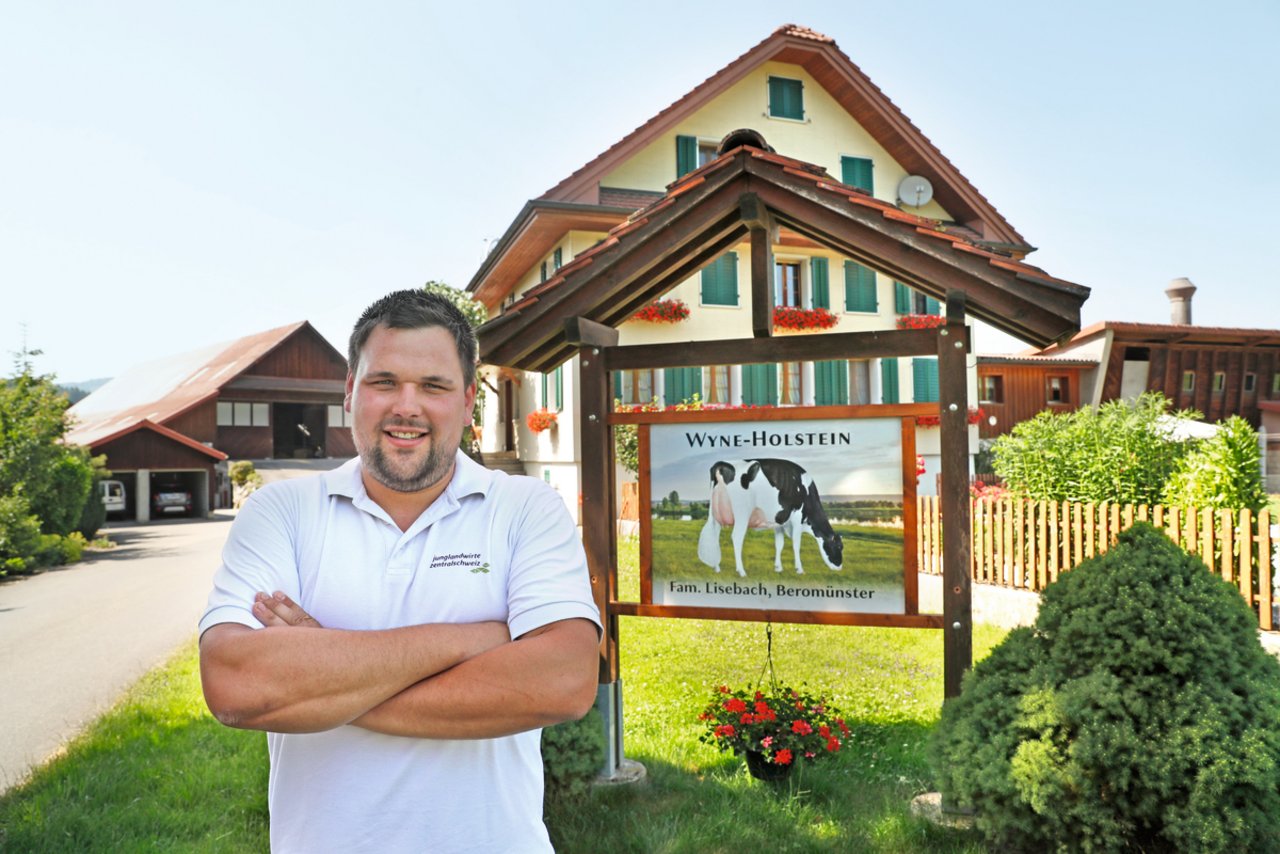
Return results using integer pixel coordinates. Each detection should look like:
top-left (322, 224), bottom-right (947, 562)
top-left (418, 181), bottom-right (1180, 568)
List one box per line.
top-left (773, 256), bottom-right (807, 308)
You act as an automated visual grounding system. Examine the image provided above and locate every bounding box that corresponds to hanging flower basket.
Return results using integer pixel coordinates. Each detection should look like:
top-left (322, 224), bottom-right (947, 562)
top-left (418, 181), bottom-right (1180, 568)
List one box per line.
top-left (772, 306), bottom-right (838, 332)
top-left (632, 298), bottom-right (690, 324)
top-left (896, 313), bottom-right (946, 330)
top-left (697, 626), bottom-right (847, 781)
top-left (525, 408), bottom-right (558, 433)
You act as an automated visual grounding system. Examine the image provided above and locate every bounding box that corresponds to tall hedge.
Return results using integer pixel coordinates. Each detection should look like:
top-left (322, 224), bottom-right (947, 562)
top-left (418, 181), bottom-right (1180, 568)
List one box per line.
top-left (930, 524), bottom-right (1280, 852)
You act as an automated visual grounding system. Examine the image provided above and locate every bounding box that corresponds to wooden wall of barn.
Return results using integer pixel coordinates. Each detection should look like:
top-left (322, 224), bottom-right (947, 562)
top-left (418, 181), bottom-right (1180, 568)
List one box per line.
top-left (1111, 344), bottom-right (1280, 427)
top-left (165, 402), bottom-right (217, 444)
top-left (217, 426), bottom-right (274, 460)
top-left (325, 428), bottom-right (356, 458)
top-left (244, 327), bottom-right (347, 380)
top-left (976, 364), bottom-right (1085, 438)
top-left (94, 430), bottom-right (219, 472)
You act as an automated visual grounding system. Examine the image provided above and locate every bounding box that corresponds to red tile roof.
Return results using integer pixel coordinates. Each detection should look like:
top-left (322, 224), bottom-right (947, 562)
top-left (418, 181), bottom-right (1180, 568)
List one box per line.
top-left (66, 321), bottom-right (337, 449)
top-left (1040, 320), bottom-right (1280, 354)
top-left (537, 25), bottom-right (1027, 247)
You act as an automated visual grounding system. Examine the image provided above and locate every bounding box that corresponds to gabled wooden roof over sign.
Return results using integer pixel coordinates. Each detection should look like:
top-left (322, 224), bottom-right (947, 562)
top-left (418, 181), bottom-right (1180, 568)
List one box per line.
top-left (478, 147), bottom-right (1089, 372)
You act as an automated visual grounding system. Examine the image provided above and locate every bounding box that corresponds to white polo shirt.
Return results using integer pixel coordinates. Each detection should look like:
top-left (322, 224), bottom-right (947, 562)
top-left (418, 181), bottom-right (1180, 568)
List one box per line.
top-left (200, 452), bottom-right (602, 854)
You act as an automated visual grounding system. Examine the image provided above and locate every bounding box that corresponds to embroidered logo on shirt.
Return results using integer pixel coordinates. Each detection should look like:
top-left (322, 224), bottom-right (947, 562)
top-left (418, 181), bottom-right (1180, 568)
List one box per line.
top-left (429, 552), bottom-right (484, 571)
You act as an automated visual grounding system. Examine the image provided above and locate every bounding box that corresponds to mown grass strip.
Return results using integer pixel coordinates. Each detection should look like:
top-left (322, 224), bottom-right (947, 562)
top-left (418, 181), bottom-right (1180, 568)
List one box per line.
top-left (2, 539), bottom-right (1001, 852)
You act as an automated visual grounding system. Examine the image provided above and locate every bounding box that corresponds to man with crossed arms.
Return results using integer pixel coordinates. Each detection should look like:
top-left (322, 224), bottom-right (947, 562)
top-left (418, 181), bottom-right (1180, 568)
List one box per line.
top-left (199, 290), bottom-right (601, 853)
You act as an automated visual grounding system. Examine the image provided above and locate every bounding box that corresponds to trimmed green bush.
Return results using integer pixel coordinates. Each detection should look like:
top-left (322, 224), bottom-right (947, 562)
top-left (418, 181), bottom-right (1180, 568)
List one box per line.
top-left (930, 523), bottom-right (1280, 852)
top-left (541, 706), bottom-right (605, 802)
top-left (228, 460), bottom-right (260, 488)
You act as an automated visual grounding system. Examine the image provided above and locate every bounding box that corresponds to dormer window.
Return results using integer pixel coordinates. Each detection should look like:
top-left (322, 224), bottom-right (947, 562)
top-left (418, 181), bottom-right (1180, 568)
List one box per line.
top-left (767, 76), bottom-right (804, 120)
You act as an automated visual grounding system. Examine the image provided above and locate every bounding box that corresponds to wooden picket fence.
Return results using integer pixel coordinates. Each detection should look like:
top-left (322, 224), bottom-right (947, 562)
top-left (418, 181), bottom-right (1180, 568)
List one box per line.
top-left (918, 496), bottom-right (1277, 630)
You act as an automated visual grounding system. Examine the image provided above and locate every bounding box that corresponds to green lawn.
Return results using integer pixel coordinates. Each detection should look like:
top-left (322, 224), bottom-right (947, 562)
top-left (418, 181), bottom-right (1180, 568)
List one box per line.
top-left (0, 539), bottom-right (1002, 853)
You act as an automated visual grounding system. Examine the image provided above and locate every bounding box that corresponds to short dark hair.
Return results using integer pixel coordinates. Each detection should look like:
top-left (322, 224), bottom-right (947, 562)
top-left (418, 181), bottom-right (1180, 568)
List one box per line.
top-left (348, 289), bottom-right (477, 387)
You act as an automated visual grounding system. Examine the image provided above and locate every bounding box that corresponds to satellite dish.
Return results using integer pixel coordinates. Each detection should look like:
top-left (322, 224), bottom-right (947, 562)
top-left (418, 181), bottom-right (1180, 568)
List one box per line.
top-left (897, 175), bottom-right (934, 208)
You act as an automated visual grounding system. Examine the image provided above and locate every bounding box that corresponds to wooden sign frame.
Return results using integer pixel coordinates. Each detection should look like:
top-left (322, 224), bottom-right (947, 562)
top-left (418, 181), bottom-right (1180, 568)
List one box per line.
top-left (612, 404), bottom-right (942, 630)
top-left (572, 294), bottom-right (972, 699)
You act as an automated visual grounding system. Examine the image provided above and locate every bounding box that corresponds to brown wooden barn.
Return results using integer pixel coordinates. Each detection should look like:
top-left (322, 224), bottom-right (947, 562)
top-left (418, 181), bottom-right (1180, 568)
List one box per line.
top-left (977, 283), bottom-right (1280, 470)
top-left (975, 354), bottom-right (1096, 439)
top-left (66, 321), bottom-right (353, 521)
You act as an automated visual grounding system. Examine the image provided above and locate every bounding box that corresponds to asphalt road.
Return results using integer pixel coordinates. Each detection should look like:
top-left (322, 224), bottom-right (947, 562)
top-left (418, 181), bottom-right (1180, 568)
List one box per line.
top-left (0, 512), bottom-right (234, 793)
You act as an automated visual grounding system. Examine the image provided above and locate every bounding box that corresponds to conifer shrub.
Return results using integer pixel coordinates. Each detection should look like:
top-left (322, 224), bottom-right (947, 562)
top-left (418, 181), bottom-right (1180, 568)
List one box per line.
top-left (929, 524), bottom-right (1280, 852)
top-left (541, 706), bottom-right (606, 802)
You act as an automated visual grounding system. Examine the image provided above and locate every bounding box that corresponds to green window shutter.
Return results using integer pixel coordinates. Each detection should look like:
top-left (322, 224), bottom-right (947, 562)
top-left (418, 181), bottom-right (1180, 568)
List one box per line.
top-left (844, 261), bottom-right (877, 312)
top-left (663, 367), bottom-right (702, 405)
top-left (840, 156), bottom-right (874, 194)
top-left (881, 358), bottom-right (900, 404)
top-left (540, 372), bottom-right (549, 408)
top-left (540, 262), bottom-right (547, 283)
top-left (676, 135), bottom-right (698, 178)
top-left (912, 358), bottom-right (939, 403)
top-left (742, 363), bottom-right (778, 406)
top-left (893, 281), bottom-right (912, 314)
top-left (810, 258), bottom-right (829, 309)
top-left (613, 372), bottom-right (622, 402)
top-left (814, 360), bottom-right (849, 406)
top-left (767, 76), bottom-right (803, 120)
top-left (552, 248), bottom-right (562, 270)
top-left (554, 366), bottom-right (564, 409)
top-left (701, 252), bottom-right (738, 306)
top-left (925, 295), bottom-right (941, 315)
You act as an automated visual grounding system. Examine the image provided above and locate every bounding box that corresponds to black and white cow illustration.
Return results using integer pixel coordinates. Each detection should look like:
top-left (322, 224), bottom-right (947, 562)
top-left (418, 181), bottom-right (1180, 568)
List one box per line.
top-left (696, 458), bottom-right (843, 577)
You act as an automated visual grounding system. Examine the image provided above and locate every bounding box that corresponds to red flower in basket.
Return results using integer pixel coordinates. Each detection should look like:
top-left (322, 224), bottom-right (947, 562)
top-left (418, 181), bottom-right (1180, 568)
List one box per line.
top-left (525, 408), bottom-right (557, 433)
top-left (632, 298), bottom-right (690, 324)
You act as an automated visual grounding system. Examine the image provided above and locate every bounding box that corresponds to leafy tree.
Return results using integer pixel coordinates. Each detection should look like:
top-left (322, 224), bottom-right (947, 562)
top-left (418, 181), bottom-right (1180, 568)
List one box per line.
top-left (1165, 415), bottom-right (1268, 515)
top-left (0, 354), bottom-right (95, 537)
top-left (992, 393), bottom-right (1195, 506)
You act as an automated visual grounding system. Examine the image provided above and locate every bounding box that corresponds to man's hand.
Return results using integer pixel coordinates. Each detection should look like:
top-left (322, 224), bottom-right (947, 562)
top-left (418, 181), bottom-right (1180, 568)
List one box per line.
top-left (253, 591), bottom-right (323, 628)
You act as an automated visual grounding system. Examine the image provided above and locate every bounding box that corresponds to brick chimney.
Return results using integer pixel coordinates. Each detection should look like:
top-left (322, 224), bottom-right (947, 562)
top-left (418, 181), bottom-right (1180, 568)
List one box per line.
top-left (1165, 277), bottom-right (1196, 325)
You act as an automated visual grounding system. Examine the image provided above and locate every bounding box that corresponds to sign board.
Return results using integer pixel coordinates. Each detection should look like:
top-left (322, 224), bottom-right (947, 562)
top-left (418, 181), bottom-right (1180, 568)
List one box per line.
top-left (624, 405), bottom-right (928, 625)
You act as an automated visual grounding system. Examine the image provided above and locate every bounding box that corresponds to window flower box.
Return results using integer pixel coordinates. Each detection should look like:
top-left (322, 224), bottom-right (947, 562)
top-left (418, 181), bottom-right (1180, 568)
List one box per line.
top-left (772, 306), bottom-right (837, 332)
top-left (632, 298), bottom-right (690, 324)
top-left (896, 313), bottom-right (946, 330)
top-left (916, 406), bottom-right (985, 428)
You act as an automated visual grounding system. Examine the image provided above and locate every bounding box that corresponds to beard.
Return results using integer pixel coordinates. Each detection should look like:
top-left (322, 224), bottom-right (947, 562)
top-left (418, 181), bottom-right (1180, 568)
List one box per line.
top-left (358, 422), bottom-right (454, 494)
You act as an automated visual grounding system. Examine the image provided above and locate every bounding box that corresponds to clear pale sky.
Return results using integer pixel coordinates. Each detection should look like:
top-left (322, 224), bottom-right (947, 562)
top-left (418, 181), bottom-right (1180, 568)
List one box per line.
top-left (3, 1), bottom-right (1276, 384)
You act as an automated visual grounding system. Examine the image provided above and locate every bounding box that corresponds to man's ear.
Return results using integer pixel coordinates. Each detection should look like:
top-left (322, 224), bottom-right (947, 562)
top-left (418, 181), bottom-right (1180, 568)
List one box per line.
top-left (463, 382), bottom-right (477, 424)
top-left (344, 371), bottom-right (354, 412)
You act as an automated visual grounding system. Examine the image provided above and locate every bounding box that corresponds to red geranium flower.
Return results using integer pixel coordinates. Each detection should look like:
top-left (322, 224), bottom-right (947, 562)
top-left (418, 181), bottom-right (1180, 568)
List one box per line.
top-left (714, 724), bottom-right (735, 738)
top-left (791, 720), bottom-right (813, 736)
top-left (724, 697), bottom-right (747, 713)
top-left (773, 749), bottom-right (793, 765)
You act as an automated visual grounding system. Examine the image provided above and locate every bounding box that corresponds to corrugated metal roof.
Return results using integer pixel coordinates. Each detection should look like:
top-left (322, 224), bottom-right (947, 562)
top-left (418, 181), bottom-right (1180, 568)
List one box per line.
top-left (66, 321), bottom-right (312, 448)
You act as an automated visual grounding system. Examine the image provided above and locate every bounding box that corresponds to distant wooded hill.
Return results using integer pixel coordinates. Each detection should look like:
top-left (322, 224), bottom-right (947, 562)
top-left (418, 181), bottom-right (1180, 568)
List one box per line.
top-left (58, 377), bottom-right (110, 404)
